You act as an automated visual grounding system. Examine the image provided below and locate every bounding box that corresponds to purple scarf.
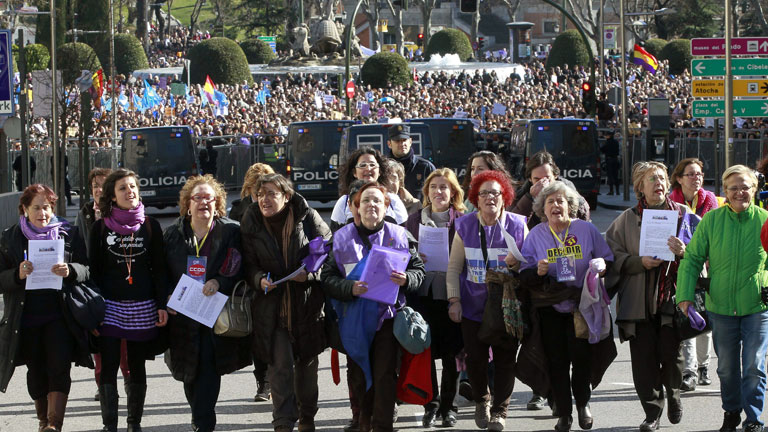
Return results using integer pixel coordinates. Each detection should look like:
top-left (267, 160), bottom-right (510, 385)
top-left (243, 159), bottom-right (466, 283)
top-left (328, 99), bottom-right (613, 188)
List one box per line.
top-left (104, 202), bottom-right (146, 235)
top-left (19, 216), bottom-right (63, 240)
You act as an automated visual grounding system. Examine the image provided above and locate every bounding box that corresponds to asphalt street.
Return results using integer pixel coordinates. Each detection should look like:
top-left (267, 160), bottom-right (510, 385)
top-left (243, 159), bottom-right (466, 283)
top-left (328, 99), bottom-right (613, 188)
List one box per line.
top-left (0, 195), bottom-right (732, 431)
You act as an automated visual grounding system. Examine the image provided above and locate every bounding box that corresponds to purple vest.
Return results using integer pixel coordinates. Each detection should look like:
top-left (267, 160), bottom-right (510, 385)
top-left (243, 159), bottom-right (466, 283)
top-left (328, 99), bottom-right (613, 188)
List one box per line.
top-left (455, 211), bottom-right (527, 322)
top-left (333, 222), bottom-right (409, 327)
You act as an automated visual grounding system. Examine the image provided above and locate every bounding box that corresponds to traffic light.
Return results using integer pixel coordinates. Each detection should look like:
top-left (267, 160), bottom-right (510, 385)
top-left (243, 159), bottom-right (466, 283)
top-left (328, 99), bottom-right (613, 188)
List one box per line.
top-left (478, 37), bottom-right (485, 50)
top-left (392, 0), bottom-right (408, 9)
top-left (581, 81), bottom-right (596, 114)
top-left (417, 33), bottom-right (424, 47)
top-left (460, 0), bottom-right (477, 13)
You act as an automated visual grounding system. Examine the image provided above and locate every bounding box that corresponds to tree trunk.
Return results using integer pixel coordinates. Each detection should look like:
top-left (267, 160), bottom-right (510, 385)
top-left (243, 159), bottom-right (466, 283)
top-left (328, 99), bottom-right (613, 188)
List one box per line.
top-left (750, 0), bottom-right (768, 34)
top-left (136, 0), bottom-right (148, 51)
top-left (395, 7), bottom-right (403, 56)
top-left (362, 6), bottom-right (381, 51)
top-left (471, 9), bottom-right (479, 59)
top-left (422, 1), bottom-right (433, 48)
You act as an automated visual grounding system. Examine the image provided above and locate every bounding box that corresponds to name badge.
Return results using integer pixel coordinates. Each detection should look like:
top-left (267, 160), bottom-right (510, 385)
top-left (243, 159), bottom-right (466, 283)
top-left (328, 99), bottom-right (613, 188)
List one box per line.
top-left (556, 255), bottom-right (576, 282)
top-left (187, 256), bottom-right (207, 283)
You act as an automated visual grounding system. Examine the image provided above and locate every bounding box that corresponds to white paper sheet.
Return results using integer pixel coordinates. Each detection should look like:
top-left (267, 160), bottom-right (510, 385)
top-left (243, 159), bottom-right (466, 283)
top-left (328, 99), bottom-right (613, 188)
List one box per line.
top-left (501, 228), bottom-right (527, 263)
top-left (271, 264), bottom-right (307, 286)
top-left (167, 274), bottom-right (228, 328)
top-left (418, 225), bottom-right (450, 272)
top-left (26, 239), bottom-right (65, 290)
top-left (639, 209), bottom-right (678, 262)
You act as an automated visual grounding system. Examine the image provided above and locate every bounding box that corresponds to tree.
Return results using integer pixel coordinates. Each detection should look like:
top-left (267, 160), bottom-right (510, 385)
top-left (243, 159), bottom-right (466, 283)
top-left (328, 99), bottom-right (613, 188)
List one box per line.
top-left (383, 0), bottom-right (405, 56)
top-left (424, 28), bottom-right (473, 61)
top-left (659, 39), bottom-right (691, 75)
top-left (240, 39), bottom-right (276, 64)
top-left (660, 0), bottom-right (722, 39)
top-left (360, 52), bottom-right (411, 88)
top-left (233, 0), bottom-right (289, 37)
top-left (35, 2), bottom-right (71, 51)
top-left (24, 44), bottom-right (51, 71)
top-left (546, 29), bottom-right (590, 69)
top-left (186, 37), bottom-right (253, 85)
top-left (643, 38), bottom-right (667, 58)
top-left (56, 42), bottom-right (102, 84)
top-left (360, 0), bottom-right (382, 51)
top-left (95, 33), bottom-right (150, 77)
top-left (412, 0), bottom-right (438, 49)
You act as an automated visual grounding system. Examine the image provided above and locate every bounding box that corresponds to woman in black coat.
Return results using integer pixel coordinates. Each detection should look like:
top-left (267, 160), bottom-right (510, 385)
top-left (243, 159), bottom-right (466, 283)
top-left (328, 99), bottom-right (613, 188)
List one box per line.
top-left (0, 184), bottom-right (92, 432)
top-left (164, 175), bottom-right (251, 432)
top-left (241, 173), bottom-right (331, 432)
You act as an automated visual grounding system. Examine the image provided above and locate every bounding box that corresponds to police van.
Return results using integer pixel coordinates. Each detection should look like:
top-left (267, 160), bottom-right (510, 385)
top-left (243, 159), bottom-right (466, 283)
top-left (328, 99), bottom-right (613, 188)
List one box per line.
top-left (284, 120), bottom-right (355, 202)
top-left (507, 118), bottom-right (601, 208)
top-left (407, 118), bottom-right (480, 181)
top-left (121, 126), bottom-right (198, 209)
top-left (339, 122), bottom-right (433, 163)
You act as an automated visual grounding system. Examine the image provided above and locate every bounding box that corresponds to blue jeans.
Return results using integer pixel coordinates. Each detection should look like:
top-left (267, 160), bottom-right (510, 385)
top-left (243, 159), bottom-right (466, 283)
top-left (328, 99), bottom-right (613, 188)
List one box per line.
top-left (709, 310), bottom-right (768, 425)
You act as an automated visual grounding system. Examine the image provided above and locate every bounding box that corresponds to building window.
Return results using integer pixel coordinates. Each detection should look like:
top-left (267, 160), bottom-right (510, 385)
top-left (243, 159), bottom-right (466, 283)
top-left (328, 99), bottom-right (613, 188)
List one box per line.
top-left (543, 21), bottom-right (558, 34)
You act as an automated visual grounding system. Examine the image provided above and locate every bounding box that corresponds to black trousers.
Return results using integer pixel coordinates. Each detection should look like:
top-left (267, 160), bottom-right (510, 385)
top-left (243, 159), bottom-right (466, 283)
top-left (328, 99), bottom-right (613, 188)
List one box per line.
top-left (347, 319), bottom-right (398, 432)
top-left (20, 318), bottom-right (74, 399)
top-left (99, 336), bottom-right (151, 386)
top-left (539, 307), bottom-right (591, 416)
top-left (184, 329), bottom-right (220, 432)
top-left (252, 354), bottom-right (269, 384)
top-left (461, 319), bottom-right (518, 415)
top-left (628, 319), bottom-right (683, 421)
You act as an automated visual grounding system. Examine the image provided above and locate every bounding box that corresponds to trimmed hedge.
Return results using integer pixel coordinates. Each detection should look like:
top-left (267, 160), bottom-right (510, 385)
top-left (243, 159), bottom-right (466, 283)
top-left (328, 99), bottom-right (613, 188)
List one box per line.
top-left (240, 39), bottom-right (275, 64)
top-left (424, 28), bottom-right (473, 62)
top-left (361, 52), bottom-right (411, 88)
top-left (643, 38), bottom-right (667, 58)
top-left (96, 33), bottom-right (149, 77)
top-left (56, 42), bottom-right (102, 84)
top-left (659, 39), bottom-right (691, 75)
top-left (546, 30), bottom-right (590, 69)
top-left (186, 37), bottom-right (253, 85)
top-left (25, 44), bottom-right (51, 71)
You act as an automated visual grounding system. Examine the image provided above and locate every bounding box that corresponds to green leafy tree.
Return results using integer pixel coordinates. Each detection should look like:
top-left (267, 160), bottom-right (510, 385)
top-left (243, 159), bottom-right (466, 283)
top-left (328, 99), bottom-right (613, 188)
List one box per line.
top-left (664, 0), bottom-right (722, 39)
top-left (186, 37), bottom-right (253, 85)
top-left (233, 0), bottom-right (288, 37)
top-left (423, 29), bottom-right (473, 62)
top-left (643, 38), bottom-right (667, 59)
top-left (35, 3), bottom-right (71, 51)
top-left (659, 39), bottom-right (691, 75)
top-left (24, 44), bottom-right (51, 71)
top-left (360, 52), bottom-right (411, 88)
top-left (95, 33), bottom-right (149, 77)
top-left (56, 42), bottom-right (102, 84)
top-left (239, 39), bottom-right (275, 64)
top-left (546, 29), bottom-right (590, 70)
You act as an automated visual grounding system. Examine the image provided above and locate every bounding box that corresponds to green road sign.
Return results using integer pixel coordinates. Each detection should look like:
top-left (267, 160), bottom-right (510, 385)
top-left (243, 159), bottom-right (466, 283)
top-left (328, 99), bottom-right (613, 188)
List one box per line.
top-left (693, 99), bottom-right (768, 117)
top-left (691, 58), bottom-right (768, 77)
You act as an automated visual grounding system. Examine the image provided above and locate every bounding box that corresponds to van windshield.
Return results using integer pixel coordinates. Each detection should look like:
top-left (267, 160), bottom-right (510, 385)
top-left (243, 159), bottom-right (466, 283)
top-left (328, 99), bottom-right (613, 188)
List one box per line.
top-left (432, 124), bottom-right (475, 170)
top-left (124, 130), bottom-right (194, 173)
top-left (529, 122), bottom-right (595, 155)
top-left (290, 124), bottom-right (347, 178)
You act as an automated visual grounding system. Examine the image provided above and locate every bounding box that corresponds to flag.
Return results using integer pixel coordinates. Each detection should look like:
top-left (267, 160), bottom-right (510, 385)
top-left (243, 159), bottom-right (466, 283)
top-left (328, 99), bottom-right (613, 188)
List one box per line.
top-left (118, 92), bottom-right (129, 110)
top-left (632, 44), bottom-right (658, 74)
top-left (203, 75), bottom-right (216, 104)
top-left (91, 69), bottom-right (104, 108)
top-left (214, 89), bottom-right (229, 116)
top-left (143, 79), bottom-right (162, 108)
top-left (103, 96), bottom-right (111, 112)
top-left (168, 94), bottom-right (176, 108)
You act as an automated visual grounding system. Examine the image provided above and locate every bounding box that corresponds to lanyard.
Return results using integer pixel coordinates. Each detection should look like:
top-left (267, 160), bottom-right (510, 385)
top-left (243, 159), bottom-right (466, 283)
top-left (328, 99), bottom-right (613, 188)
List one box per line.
top-left (548, 220), bottom-right (571, 253)
top-left (193, 226), bottom-right (212, 258)
top-left (478, 219), bottom-right (498, 269)
top-left (121, 234), bottom-right (134, 285)
top-left (686, 193), bottom-right (699, 213)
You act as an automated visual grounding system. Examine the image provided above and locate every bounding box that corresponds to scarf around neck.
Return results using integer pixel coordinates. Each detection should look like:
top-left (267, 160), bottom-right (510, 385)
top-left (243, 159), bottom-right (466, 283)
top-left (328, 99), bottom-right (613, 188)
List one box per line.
top-left (104, 202), bottom-right (146, 235)
top-left (19, 215), bottom-right (63, 241)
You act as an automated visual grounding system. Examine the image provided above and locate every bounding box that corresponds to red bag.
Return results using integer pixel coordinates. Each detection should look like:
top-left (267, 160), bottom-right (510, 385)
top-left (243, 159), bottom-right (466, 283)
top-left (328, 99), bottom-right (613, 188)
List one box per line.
top-left (396, 347), bottom-right (433, 405)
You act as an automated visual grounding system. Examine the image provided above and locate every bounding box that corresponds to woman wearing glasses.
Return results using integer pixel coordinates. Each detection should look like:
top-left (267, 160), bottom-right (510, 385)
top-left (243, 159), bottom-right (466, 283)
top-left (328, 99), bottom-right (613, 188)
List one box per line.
top-left (241, 173), bottom-right (331, 432)
top-left (446, 170), bottom-right (528, 432)
top-left (330, 148), bottom-right (408, 232)
top-left (605, 161), bottom-right (697, 432)
top-left (669, 159), bottom-right (718, 393)
top-left (678, 166), bottom-right (768, 432)
top-left (163, 175), bottom-right (251, 432)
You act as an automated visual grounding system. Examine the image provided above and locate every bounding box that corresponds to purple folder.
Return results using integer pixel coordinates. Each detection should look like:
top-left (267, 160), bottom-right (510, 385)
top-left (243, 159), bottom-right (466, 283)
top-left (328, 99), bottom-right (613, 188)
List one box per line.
top-left (359, 244), bottom-right (410, 305)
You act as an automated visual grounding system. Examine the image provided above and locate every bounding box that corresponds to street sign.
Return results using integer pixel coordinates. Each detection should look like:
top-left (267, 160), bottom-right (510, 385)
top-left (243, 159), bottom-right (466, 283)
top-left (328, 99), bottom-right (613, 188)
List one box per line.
top-left (604, 27), bottom-right (615, 50)
top-left (693, 99), bottom-right (768, 117)
top-left (692, 79), bottom-right (768, 98)
top-left (691, 58), bottom-right (768, 77)
top-left (257, 35), bottom-right (277, 54)
top-left (0, 30), bottom-right (13, 115)
top-left (346, 81), bottom-right (355, 99)
top-left (691, 37), bottom-right (768, 56)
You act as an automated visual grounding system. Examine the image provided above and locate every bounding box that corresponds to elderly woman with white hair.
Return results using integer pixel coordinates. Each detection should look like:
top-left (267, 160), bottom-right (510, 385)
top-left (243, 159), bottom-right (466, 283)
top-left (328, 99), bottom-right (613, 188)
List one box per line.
top-left (520, 181), bottom-right (614, 432)
top-left (678, 165), bottom-right (768, 432)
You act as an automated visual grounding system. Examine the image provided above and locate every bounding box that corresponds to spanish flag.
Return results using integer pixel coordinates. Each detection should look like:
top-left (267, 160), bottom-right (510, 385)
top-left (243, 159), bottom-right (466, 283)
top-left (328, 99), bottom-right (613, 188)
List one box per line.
top-left (632, 44), bottom-right (658, 75)
top-left (203, 75), bottom-right (216, 104)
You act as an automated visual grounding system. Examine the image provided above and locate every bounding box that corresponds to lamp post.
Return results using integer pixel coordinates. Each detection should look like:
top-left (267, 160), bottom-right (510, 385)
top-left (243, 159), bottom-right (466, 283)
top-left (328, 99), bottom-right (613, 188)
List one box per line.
top-left (724, 0), bottom-right (733, 168)
top-left (51, 0), bottom-right (63, 215)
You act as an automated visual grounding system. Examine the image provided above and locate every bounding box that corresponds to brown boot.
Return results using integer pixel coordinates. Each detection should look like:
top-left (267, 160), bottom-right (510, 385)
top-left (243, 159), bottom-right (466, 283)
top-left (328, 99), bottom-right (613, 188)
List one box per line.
top-left (42, 391), bottom-right (68, 432)
top-left (34, 398), bottom-right (48, 432)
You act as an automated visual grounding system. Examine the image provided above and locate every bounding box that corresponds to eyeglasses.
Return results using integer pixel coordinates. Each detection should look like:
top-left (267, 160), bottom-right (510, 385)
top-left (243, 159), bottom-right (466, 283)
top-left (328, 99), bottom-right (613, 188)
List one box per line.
top-left (257, 191), bottom-right (283, 200)
top-left (682, 172), bottom-right (704, 178)
top-left (191, 195), bottom-right (216, 203)
top-left (726, 186), bottom-right (753, 194)
top-left (478, 190), bottom-right (502, 199)
top-left (645, 175), bottom-right (666, 183)
top-left (355, 162), bottom-right (379, 169)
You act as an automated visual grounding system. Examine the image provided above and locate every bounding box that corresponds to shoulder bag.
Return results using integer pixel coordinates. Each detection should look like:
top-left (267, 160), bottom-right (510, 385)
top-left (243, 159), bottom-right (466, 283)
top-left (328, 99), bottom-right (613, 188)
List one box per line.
top-left (64, 280), bottom-right (106, 331)
top-left (214, 280), bottom-right (253, 337)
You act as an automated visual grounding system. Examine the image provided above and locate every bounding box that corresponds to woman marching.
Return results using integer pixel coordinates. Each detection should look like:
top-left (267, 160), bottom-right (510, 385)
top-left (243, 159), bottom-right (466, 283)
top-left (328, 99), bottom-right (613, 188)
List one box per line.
top-left (163, 175), bottom-right (251, 432)
top-left (90, 169), bottom-right (169, 432)
top-left (0, 184), bottom-right (92, 432)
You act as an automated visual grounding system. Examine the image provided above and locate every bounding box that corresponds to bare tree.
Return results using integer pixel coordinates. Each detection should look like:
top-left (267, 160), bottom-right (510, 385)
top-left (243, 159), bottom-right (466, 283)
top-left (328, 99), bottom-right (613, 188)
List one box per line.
top-left (360, 0), bottom-right (382, 51)
top-left (412, 0), bottom-right (437, 48)
top-left (748, 0), bottom-right (768, 35)
top-left (491, 0), bottom-right (521, 23)
top-left (383, 0), bottom-right (404, 55)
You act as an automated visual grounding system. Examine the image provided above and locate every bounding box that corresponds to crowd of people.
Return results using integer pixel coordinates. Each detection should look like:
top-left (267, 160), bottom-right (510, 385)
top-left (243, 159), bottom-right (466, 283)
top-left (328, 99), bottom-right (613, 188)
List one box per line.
top-left (4, 122), bottom-right (768, 432)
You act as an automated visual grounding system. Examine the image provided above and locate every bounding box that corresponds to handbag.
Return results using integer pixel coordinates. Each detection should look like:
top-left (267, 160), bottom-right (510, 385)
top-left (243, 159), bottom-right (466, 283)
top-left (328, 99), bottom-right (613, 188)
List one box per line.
top-left (478, 270), bottom-right (518, 345)
top-left (393, 305), bottom-right (431, 354)
top-left (214, 281), bottom-right (253, 337)
top-left (63, 280), bottom-right (105, 331)
top-left (674, 283), bottom-right (711, 341)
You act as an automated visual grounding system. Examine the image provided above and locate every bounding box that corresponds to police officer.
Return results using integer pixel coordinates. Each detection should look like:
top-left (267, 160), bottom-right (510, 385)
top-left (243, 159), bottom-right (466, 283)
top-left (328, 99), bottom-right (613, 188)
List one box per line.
top-left (387, 124), bottom-right (435, 199)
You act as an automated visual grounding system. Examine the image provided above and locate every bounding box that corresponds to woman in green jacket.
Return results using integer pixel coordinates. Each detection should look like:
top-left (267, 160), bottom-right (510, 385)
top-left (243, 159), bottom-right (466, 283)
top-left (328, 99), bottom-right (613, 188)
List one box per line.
top-left (677, 165), bottom-right (768, 432)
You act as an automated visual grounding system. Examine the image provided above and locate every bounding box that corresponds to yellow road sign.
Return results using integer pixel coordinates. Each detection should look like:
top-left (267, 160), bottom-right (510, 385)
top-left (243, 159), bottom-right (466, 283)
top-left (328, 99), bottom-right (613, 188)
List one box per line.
top-left (693, 79), bottom-right (768, 98)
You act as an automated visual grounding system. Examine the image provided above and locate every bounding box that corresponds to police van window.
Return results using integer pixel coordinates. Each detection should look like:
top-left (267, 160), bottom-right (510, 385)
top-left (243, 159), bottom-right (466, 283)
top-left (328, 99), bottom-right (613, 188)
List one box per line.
top-left (297, 133), bottom-right (314, 153)
top-left (410, 132), bottom-right (423, 156)
top-left (357, 134), bottom-right (383, 153)
top-left (569, 125), bottom-right (593, 154)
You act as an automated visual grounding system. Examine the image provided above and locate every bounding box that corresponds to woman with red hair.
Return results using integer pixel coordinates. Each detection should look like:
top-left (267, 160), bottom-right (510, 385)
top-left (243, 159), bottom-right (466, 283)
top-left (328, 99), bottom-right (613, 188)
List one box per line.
top-left (446, 170), bottom-right (528, 432)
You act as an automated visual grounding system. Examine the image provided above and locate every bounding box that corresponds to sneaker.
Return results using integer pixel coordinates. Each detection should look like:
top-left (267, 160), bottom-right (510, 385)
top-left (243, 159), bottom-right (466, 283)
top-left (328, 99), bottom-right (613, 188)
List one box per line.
top-left (343, 418), bottom-right (360, 432)
top-left (441, 411), bottom-right (457, 427)
top-left (680, 373), bottom-right (696, 392)
top-left (422, 406), bottom-right (438, 428)
top-left (488, 413), bottom-right (506, 431)
top-left (698, 366), bottom-right (712, 386)
top-left (719, 410), bottom-right (740, 432)
top-left (459, 380), bottom-right (473, 402)
top-left (254, 381), bottom-right (271, 402)
top-left (393, 403), bottom-right (399, 423)
top-left (94, 388), bottom-right (100, 401)
top-left (745, 423), bottom-right (765, 432)
top-left (526, 394), bottom-right (546, 411)
top-left (474, 401), bottom-right (491, 429)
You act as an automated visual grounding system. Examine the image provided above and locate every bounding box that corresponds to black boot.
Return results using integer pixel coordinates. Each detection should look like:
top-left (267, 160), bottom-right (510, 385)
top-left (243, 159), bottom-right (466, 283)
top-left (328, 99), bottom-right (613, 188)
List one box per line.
top-left (34, 397), bottom-right (48, 432)
top-left (99, 384), bottom-right (118, 432)
top-left (126, 383), bottom-right (147, 432)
